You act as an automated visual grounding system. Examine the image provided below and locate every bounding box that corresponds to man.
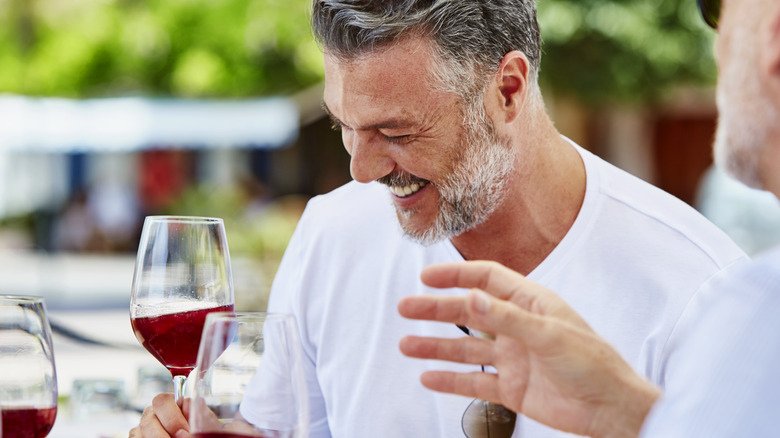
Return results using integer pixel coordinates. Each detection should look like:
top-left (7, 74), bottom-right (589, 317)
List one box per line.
top-left (132, 1), bottom-right (745, 437)
top-left (400, 0), bottom-right (780, 436)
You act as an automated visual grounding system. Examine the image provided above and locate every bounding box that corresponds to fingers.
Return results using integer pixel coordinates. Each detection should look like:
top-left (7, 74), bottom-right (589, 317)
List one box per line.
top-left (421, 261), bottom-right (525, 302)
top-left (134, 404), bottom-right (183, 438)
top-left (397, 294), bottom-right (469, 324)
top-left (180, 398), bottom-right (191, 422)
top-left (399, 334), bottom-right (493, 364)
top-left (462, 289), bottom-right (550, 349)
top-left (421, 261), bottom-right (592, 330)
top-left (399, 287), bottom-right (542, 349)
top-left (137, 393), bottom-right (189, 438)
top-left (420, 261), bottom-right (556, 318)
top-left (420, 370), bottom-right (504, 405)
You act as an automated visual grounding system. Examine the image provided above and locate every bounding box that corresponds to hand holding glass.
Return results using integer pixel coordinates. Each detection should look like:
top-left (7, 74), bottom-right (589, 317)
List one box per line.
top-left (130, 216), bottom-right (235, 402)
top-left (189, 312), bottom-right (309, 438)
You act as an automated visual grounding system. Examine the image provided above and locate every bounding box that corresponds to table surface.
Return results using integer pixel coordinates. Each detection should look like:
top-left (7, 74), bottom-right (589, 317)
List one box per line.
top-left (47, 309), bottom-right (166, 438)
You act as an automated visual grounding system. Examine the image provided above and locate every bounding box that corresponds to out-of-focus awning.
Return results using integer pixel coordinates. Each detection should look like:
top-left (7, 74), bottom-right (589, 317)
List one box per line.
top-left (0, 95), bottom-right (299, 153)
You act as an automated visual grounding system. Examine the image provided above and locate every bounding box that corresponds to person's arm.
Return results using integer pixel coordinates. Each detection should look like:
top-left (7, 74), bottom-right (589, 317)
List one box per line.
top-left (398, 261), bottom-right (661, 438)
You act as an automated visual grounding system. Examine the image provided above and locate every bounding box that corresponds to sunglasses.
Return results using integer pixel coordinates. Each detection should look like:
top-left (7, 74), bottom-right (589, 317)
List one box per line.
top-left (457, 325), bottom-right (517, 438)
top-left (697, 0), bottom-right (721, 29)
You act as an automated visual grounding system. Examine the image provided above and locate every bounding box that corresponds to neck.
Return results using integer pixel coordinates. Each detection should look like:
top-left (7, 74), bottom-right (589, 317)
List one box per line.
top-left (450, 113), bottom-right (586, 275)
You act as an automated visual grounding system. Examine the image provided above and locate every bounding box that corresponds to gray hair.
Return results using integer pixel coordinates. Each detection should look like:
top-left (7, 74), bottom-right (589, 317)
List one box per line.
top-left (311, 0), bottom-right (542, 105)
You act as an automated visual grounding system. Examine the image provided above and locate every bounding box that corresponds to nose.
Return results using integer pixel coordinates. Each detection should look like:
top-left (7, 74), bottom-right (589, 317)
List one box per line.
top-left (344, 130), bottom-right (396, 183)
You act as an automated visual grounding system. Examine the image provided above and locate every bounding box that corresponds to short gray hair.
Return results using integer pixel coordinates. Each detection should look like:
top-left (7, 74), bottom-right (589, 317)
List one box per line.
top-left (311, 0), bottom-right (542, 103)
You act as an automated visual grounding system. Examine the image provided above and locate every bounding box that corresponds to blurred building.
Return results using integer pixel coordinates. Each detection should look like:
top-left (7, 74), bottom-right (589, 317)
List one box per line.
top-left (3, 84), bottom-right (779, 306)
top-left (0, 91), bottom-right (349, 253)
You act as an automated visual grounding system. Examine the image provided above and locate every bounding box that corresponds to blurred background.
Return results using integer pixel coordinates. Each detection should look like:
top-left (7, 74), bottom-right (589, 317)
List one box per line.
top-left (1, 0), bottom-right (780, 436)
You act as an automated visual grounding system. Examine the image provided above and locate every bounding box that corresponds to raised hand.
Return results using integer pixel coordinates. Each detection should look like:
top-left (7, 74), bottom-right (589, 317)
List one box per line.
top-left (398, 261), bottom-right (660, 438)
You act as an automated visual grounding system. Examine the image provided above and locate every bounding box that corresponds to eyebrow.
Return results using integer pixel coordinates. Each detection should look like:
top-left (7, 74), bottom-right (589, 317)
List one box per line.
top-left (322, 101), bottom-right (416, 131)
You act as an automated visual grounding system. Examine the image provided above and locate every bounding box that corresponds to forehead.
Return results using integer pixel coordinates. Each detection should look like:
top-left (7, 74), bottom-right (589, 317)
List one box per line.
top-left (322, 36), bottom-right (454, 126)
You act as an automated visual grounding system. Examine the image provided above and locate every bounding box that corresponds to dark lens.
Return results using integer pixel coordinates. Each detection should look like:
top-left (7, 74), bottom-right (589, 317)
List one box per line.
top-left (697, 0), bottom-right (721, 29)
top-left (462, 399), bottom-right (517, 438)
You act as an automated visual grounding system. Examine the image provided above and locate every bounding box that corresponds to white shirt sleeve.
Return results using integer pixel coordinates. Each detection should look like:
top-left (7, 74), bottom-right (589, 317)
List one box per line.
top-left (641, 248), bottom-right (780, 437)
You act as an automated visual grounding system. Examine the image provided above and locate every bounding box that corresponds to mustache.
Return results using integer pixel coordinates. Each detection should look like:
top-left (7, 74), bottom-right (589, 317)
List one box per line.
top-left (376, 172), bottom-right (429, 187)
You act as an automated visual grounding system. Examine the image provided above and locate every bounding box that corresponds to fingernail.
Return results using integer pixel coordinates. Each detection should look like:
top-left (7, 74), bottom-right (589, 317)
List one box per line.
top-left (472, 289), bottom-right (491, 314)
top-left (175, 430), bottom-right (190, 438)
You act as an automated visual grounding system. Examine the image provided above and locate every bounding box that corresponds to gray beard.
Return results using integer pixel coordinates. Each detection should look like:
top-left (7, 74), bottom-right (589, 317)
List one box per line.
top-left (713, 92), bottom-right (767, 190)
top-left (712, 19), bottom-right (775, 190)
top-left (393, 117), bottom-right (515, 246)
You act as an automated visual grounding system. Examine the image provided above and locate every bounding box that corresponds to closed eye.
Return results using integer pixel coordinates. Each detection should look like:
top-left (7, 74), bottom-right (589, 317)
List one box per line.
top-left (385, 134), bottom-right (411, 145)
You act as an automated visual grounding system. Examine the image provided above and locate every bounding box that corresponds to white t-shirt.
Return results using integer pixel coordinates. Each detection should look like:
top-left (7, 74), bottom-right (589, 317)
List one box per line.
top-left (641, 246), bottom-right (780, 437)
top-left (252, 142), bottom-right (747, 437)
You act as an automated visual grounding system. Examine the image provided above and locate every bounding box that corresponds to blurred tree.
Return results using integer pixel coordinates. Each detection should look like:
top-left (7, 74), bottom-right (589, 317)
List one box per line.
top-left (0, 0), bottom-right (323, 97)
top-left (0, 0), bottom-right (716, 103)
top-left (538, 0), bottom-right (717, 104)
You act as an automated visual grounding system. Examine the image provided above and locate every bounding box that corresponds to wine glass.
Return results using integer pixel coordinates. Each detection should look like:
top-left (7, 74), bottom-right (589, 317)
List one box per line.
top-left (130, 216), bottom-right (235, 402)
top-left (189, 312), bottom-right (309, 438)
top-left (0, 295), bottom-right (58, 438)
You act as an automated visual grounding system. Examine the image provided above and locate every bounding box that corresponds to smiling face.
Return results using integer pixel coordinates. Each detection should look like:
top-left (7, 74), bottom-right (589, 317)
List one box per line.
top-left (323, 35), bottom-right (515, 244)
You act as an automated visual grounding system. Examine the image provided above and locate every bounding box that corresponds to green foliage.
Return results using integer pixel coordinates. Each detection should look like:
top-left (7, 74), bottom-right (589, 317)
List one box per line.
top-left (0, 0), bottom-right (716, 103)
top-left (163, 183), bottom-right (303, 259)
top-left (537, 0), bottom-right (717, 104)
top-left (0, 0), bottom-right (323, 97)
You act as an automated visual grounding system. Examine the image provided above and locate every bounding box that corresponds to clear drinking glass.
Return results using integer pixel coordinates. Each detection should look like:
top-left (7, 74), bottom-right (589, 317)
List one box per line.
top-left (130, 216), bottom-right (235, 402)
top-left (189, 312), bottom-right (309, 438)
top-left (0, 295), bottom-right (58, 438)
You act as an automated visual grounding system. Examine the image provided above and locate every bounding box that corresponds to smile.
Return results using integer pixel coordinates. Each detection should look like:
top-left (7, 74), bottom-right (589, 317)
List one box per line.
top-left (390, 181), bottom-right (427, 197)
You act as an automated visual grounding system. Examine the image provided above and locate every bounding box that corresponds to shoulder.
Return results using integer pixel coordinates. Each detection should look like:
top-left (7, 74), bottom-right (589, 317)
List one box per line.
top-left (724, 246), bottom-right (780, 291)
top-left (643, 248), bottom-right (780, 437)
top-left (582, 148), bottom-right (746, 268)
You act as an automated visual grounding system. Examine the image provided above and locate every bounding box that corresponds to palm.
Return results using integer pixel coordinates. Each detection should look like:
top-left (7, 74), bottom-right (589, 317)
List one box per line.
top-left (492, 327), bottom-right (617, 435)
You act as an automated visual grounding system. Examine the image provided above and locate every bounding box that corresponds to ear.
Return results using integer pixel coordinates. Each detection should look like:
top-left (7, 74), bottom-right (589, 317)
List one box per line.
top-left (492, 51), bottom-right (532, 124)
top-left (762, 2), bottom-right (780, 104)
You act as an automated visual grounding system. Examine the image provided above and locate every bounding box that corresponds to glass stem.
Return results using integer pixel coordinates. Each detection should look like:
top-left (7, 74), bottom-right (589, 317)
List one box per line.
top-left (173, 375), bottom-right (187, 404)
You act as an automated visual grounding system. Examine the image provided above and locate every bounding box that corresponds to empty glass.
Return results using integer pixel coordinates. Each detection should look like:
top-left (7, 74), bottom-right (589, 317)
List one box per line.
top-left (189, 312), bottom-right (308, 438)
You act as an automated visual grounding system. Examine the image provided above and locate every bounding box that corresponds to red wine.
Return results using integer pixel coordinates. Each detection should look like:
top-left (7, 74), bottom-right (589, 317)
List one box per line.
top-left (1, 406), bottom-right (57, 438)
top-left (192, 431), bottom-right (292, 438)
top-left (131, 304), bottom-right (234, 376)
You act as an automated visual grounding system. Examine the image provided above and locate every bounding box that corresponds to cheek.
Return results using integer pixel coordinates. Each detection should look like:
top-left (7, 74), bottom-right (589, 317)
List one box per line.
top-left (716, 34), bottom-right (728, 70)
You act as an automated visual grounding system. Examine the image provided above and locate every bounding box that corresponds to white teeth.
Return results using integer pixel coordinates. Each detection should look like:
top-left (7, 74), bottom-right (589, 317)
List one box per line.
top-left (391, 181), bottom-right (426, 198)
